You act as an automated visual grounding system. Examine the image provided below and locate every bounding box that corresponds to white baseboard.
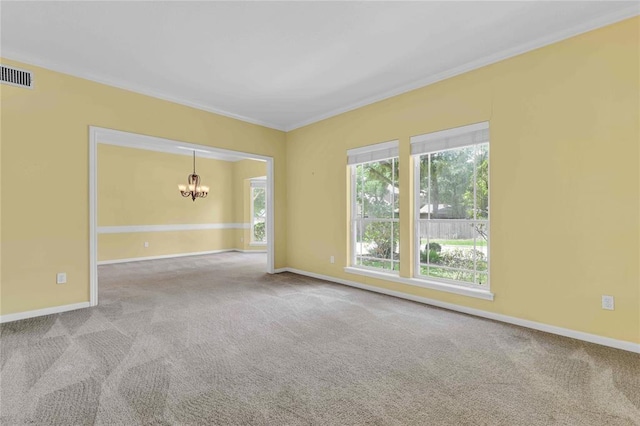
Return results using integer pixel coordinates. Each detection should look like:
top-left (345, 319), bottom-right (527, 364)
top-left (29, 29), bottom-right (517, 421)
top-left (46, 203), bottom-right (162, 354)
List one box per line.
top-left (0, 302), bottom-right (91, 324)
top-left (280, 267), bottom-right (640, 354)
top-left (234, 249), bottom-right (267, 253)
top-left (98, 249), bottom-right (241, 265)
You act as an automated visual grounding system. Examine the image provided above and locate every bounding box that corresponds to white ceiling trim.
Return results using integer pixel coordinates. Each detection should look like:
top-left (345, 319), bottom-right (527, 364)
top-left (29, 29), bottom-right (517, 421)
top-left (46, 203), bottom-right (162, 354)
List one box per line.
top-left (3, 4), bottom-right (638, 133)
top-left (284, 4), bottom-right (639, 131)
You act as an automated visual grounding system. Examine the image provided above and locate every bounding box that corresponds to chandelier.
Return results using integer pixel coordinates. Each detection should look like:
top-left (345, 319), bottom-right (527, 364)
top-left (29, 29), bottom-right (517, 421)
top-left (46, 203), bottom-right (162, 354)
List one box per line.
top-left (178, 151), bottom-right (209, 201)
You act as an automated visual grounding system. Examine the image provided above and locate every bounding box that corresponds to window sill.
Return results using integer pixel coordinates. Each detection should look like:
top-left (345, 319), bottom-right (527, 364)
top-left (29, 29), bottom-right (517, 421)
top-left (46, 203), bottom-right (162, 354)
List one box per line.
top-left (249, 242), bottom-right (267, 247)
top-left (343, 267), bottom-right (494, 301)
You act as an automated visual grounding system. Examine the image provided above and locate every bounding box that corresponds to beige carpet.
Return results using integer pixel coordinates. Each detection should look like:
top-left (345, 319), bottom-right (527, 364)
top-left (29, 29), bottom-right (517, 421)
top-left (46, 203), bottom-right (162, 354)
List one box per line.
top-left (1, 252), bottom-right (638, 425)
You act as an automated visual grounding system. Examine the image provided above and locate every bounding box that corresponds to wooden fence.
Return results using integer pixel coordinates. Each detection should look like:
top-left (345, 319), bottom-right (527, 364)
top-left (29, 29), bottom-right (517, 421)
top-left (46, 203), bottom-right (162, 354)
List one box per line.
top-left (419, 221), bottom-right (486, 240)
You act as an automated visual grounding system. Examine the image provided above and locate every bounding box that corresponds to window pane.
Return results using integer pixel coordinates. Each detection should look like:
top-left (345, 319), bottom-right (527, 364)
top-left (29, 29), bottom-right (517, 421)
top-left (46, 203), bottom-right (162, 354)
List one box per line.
top-left (252, 217), bottom-right (266, 242)
top-left (430, 222), bottom-right (475, 267)
top-left (418, 221), bottom-right (434, 267)
top-left (355, 165), bottom-right (365, 219)
top-left (362, 221), bottom-right (394, 270)
top-left (430, 147), bottom-right (475, 220)
top-left (252, 187), bottom-right (266, 243)
top-left (392, 158), bottom-right (399, 220)
top-left (354, 219), bottom-right (364, 266)
top-left (392, 220), bottom-right (400, 270)
top-left (476, 273), bottom-right (489, 286)
top-left (253, 187), bottom-right (266, 218)
top-left (418, 156), bottom-right (431, 219)
top-left (475, 144), bottom-right (489, 219)
top-left (430, 221), bottom-right (477, 242)
top-left (427, 266), bottom-right (475, 284)
top-left (415, 130), bottom-right (489, 287)
top-left (473, 222), bottom-right (489, 273)
top-left (351, 157), bottom-right (400, 273)
top-left (362, 160), bottom-right (395, 219)
top-left (419, 221), bottom-right (484, 285)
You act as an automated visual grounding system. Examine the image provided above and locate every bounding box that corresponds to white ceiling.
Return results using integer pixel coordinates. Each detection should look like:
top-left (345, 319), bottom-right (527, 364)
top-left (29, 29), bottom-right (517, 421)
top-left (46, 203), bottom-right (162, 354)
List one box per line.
top-left (1, 1), bottom-right (637, 131)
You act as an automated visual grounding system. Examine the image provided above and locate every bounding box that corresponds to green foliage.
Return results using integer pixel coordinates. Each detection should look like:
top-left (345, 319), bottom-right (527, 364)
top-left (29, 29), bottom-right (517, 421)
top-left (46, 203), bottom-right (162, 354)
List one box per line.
top-left (420, 246), bottom-right (487, 283)
top-left (420, 242), bottom-right (442, 264)
top-left (422, 249), bottom-right (440, 264)
top-left (426, 242), bottom-right (442, 252)
top-left (474, 150), bottom-right (489, 219)
top-left (356, 159), bottom-right (399, 219)
top-left (364, 222), bottom-right (399, 261)
top-left (253, 222), bottom-right (266, 242)
top-left (438, 248), bottom-right (485, 271)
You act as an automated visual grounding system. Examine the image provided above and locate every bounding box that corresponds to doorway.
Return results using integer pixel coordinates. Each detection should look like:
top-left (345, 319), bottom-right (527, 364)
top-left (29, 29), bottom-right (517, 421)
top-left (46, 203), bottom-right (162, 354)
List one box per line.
top-left (88, 126), bottom-right (275, 306)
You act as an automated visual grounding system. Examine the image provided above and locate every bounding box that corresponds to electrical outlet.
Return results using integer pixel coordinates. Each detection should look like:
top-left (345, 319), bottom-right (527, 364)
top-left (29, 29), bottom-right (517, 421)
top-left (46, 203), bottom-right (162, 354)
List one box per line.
top-left (144, 242), bottom-right (149, 248)
top-left (56, 273), bottom-right (67, 284)
top-left (602, 295), bottom-right (614, 310)
top-left (240, 237), bottom-right (244, 243)
top-left (330, 256), bottom-right (335, 264)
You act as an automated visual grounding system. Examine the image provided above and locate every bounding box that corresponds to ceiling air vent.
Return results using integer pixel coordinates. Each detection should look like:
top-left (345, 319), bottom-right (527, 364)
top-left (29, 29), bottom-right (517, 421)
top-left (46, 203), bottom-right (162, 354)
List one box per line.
top-left (1, 64), bottom-right (34, 89)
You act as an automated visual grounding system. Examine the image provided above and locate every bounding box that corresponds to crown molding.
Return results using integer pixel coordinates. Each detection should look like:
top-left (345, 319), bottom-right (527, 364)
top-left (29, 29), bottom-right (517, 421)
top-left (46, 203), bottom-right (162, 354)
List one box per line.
top-left (284, 5), bottom-right (640, 131)
top-left (0, 49), bottom-right (287, 132)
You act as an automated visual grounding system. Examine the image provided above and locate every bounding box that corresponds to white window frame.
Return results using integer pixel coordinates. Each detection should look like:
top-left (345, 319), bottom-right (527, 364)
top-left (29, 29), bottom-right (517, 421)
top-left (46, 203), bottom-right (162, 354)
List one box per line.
top-left (347, 140), bottom-right (400, 274)
top-left (250, 179), bottom-right (267, 245)
top-left (411, 122), bottom-right (490, 291)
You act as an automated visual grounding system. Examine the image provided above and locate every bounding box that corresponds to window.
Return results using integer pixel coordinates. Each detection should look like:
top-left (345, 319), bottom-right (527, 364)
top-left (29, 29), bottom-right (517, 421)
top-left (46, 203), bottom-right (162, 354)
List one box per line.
top-left (250, 179), bottom-right (267, 244)
top-left (412, 122), bottom-right (489, 287)
top-left (348, 140), bottom-right (400, 273)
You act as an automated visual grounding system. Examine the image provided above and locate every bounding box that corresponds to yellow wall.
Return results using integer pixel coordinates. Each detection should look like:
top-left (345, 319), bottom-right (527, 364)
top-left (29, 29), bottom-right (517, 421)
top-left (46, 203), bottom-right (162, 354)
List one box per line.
top-left (99, 145), bottom-right (236, 225)
top-left (1, 17), bottom-right (637, 345)
top-left (232, 159), bottom-right (267, 251)
top-left (285, 18), bottom-right (640, 344)
top-left (97, 145), bottom-right (240, 261)
top-left (99, 230), bottom-right (236, 261)
top-left (0, 59), bottom-right (286, 315)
